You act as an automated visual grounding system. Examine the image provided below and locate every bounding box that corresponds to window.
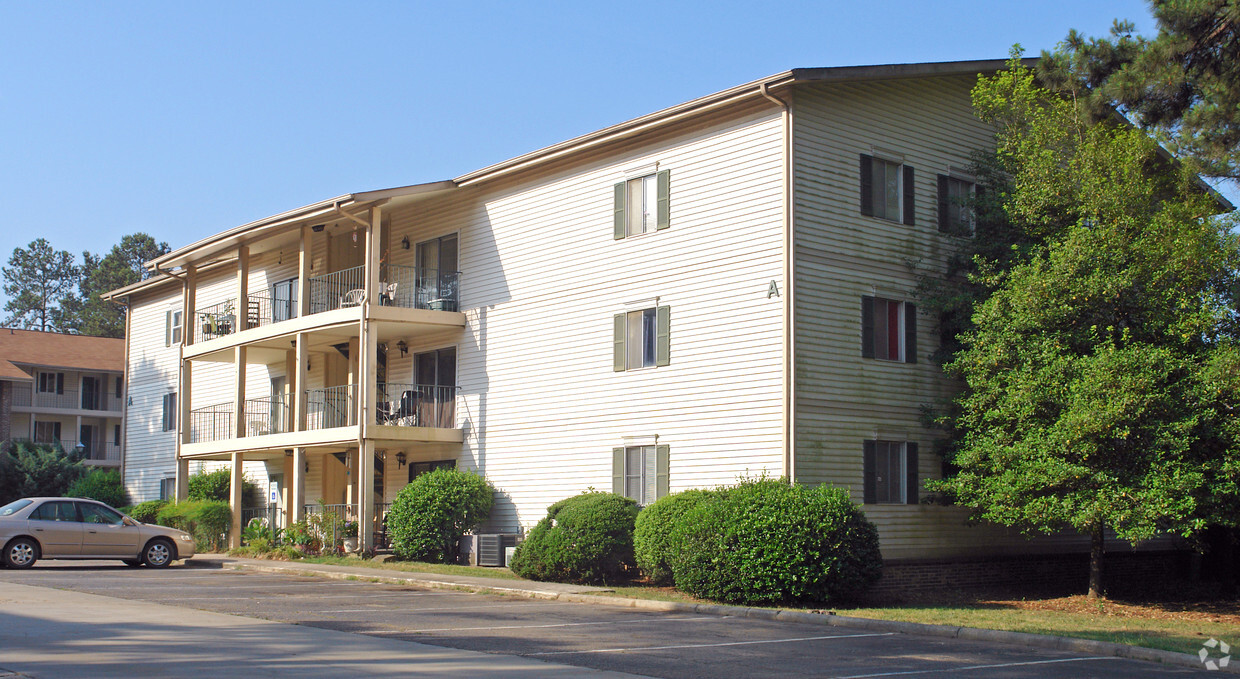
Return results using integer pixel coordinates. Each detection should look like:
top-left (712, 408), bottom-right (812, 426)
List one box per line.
top-left (34, 421), bottom-right (61, 444)
top-left (408, 459), bottom-right (455, 484)
top-left (166, 308), bottom-right (183, 346)
top-left (613, 170), bottom-right (670, 239)
top-left (272, 278), bottom-right (298, 322)
top-left (613, 306), bottom-right (670, 371)
top-left (160, 477), bottom-right (176, 501)
top-left (612, 445), bottom-right (668, 506)
top-left (79, 502), bottom-right (124, 525)
top-left (161, 393), bottom-right (176, 432)
top-left (860, 154), bottom-right (915, 225)
top-left (114, 376), bottom-right (123, 399)
top-left (31, 500), bottom-right (78, 522)
top-left (113, 424), bottom-right (122, 447)
top-left (937, 175), bottom-right (976, 235)
top-left (37, 372), bottom-right (64, 394)
top-left (863, 440), bottom-right (918, 504)
top-left (861, 296), bottom-right (916, 364)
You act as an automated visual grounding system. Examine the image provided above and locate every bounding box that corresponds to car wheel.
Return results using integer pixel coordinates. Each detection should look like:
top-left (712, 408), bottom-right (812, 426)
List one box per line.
top-left (142, 539), bottom-right (175, 568)
top-left (4, 538), bottom-right (39, 569)
top-left (122, 559), bottom-right (143, 567)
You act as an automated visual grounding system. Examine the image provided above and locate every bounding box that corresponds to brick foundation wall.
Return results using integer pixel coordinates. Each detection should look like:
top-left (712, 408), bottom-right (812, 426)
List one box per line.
top-left (870, 551), bottom-right (1186, 597)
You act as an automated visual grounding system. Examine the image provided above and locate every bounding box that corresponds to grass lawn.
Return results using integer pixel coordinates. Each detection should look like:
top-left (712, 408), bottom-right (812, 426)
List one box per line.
top-left (234, 552), bottom-right (1238, 655)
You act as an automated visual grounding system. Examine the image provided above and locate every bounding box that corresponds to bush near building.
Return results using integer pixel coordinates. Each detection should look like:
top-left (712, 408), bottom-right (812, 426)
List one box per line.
top-left (124, 500), bottom-right (168, 523)
top-left (669, 479), bottom-right (882, 606)
top-left (65, 468), bottom-right (129, 508)
top-left (187, 468), bottom-right (260, 506)
top-left (633, 488), bottom-right (718, 585)
top-left (387, 467), bottom-right (494, 563)
top-left (155, 500), bottom-right (231, 552)
top-left (510, 491), bottom-right (640, 585)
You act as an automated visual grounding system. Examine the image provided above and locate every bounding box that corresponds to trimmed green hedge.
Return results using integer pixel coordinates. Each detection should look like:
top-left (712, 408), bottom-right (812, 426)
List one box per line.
top-left (187, 468), bottom-right (260, 505)
top-left (670, 479), bottom-right (881, 605)
top-left (509, 492), bottom-right (639, 585)
top-left (387, 467), bottom-right (494, 563)
top-left (125, 500), bottom-right (168, 523)
top-left (155, 500), bottom-right (231, 552)
top-left (66, 469), bottom-right (129, 508)
top-left (633, 489), bottom-right (717, 585)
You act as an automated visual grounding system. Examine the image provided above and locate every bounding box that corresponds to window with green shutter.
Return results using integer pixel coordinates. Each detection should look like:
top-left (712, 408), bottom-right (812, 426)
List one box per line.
top-left (861, 296), bottom-right (916, 364)
top-left (613, 306), bottom-right (670, 371)
top-left (860, 154), bottom-right (914, 225)
top-left (862, 440), bottom-right (918, 505)
top-left (612, 444), bottom-right (669, 505)
top-left (613, 170), bottom-right (670, 239)
top-left (937, 174), bottom-right (975, 236)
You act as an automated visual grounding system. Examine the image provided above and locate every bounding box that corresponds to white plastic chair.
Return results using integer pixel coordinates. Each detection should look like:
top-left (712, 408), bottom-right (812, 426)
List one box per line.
top-left (340, 289), bottom-right (366, 308)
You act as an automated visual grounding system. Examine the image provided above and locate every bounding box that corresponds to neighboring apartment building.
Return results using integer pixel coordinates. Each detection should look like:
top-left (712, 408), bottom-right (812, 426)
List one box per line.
top-left (105, 59), bottom-right (1172, 570)
top-left (0, 328), bottom-right (125, 466)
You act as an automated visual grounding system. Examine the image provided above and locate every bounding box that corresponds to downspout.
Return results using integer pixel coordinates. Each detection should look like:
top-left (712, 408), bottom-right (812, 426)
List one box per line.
top-left (118, 294), bottom-right (132, 494)
top-left (760, 82), bottom-right (796, 484)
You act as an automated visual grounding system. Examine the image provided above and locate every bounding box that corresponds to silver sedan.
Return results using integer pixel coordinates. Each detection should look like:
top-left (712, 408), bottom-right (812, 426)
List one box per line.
top-left (0, 498), bottom-right (196, 569)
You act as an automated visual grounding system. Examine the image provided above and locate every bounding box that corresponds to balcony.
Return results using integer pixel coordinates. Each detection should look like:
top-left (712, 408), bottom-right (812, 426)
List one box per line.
top-left (191, 265), bottom-right (460, 345)
top-left (375, 383), bottom-right (456, 428)
top-left (11, 385), bottom-right (120, 413)
top-left (3, 438), bottom-right (119, 464)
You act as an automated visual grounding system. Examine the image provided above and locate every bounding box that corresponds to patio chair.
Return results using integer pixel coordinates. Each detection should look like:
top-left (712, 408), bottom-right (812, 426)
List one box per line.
top-left (340, 289), bottom-right (366, 308)
top-left (380, 282), bottom-right (398, 306)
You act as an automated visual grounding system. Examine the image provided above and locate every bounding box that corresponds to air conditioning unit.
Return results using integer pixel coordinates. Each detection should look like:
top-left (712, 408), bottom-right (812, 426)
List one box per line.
top-left (476, 533), bottom-right (520, 567)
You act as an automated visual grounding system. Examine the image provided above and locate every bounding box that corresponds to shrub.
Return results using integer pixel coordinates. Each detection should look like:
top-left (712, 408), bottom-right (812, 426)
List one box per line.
top-left (0, 440), bottom-right (83, 504)
top-left (669, 479), bottom-right (882, 606)
top-left (155, 500), bottom-right (232, 552)
top-left (387, 467), bottom-right (494, 563)
top-left (634, 489), bottom-right (717, 585)
top-left (509, 491), bottom-right (640, 585)
top-left (187, 468), bottom-right (261, 505)
top-left (65, 469), bottom-right (129, 507)
top-left (126, 500), bottom-right (167, 523)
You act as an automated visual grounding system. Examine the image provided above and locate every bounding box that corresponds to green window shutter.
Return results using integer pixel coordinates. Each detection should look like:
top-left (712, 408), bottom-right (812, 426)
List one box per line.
top-left (863, 440), bottom-right (876, 505)
top-left (614, 182), bottom-right (626, 240)
top-left (656, 170), bottom-right (670, 230)
top-left (655, 444), bottom-right (669, 499)
top-left (937, 174), bottom-right (950, 233)
top-left (612, 447), bottom-right (625, 495)
top-left (861, 296), bottom-right (875, 359)
top-left (859, 155), bottom-right (874, 216)
top-left (613, 314), bottom-right (626, 371)
top-left (904, 303), bottom-right (917, 364)
top-left (165, 309), bottom-right (172, 347)
top-left (903, 165), bottom-right (915, 226)
top-left (905, 442), bottom-right (919, 505)
top-left (655, 305), bottom-right (670, 367)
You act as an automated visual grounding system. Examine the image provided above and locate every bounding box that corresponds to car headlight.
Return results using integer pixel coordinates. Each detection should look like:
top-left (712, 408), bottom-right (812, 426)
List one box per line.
top-left (178, 533), bottom-right (193, 541)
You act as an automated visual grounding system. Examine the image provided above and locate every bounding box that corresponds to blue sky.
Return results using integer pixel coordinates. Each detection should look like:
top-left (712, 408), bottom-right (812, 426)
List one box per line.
top-left (0, 1), bottom-right (1170, 287)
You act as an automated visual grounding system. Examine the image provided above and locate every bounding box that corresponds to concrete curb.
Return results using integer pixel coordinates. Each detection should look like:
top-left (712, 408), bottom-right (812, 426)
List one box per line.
top-left (206, 557), bottom-right (1235, 675)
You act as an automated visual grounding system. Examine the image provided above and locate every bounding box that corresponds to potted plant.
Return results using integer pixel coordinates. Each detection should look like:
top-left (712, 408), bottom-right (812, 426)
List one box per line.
top-left (342, 521), bottom-right (360, 553)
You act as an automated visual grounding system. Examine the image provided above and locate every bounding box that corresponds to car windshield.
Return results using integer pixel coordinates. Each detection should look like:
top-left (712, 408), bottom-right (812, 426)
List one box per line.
top-left (0, 499), bottom-right (33, 516)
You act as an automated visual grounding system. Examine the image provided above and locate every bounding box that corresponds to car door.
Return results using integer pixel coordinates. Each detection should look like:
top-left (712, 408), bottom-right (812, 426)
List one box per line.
top-left (78, 502), bottom-right (141, 557)
top-left (27, 500), bottom-right (82, 557)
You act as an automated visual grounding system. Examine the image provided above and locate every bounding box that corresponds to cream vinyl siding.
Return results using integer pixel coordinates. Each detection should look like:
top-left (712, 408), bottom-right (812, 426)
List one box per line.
top-left (123, 289), bottom-right (183, 501)
top-left (385, 103), bottom-right (787, 531)
top-left (790, 75), bottom-right (1112, 560)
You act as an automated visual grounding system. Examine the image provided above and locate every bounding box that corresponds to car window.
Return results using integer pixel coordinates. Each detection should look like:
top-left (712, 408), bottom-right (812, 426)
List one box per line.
top-left (0, 499), bottom-right (32, 516)
top-left (78, 502), bottom-right (124, 525)
top-left (30, 501), bottom-right (78, 522)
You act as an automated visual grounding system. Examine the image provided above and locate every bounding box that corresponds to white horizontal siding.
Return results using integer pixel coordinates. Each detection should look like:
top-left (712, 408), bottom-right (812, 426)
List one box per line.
top-left (123, 290), bottom-right (182, 502)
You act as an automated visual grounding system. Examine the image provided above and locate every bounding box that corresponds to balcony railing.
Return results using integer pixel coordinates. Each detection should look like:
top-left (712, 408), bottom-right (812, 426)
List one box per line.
top-left (308, 266), bottom-right (365, 314)
top-left (242, 396), bottom-right (289, 437)
top-left (380, 265), bottom-right (460, 312)
top-left (11, 385), bottom-right (117, 412)
top-left (81, 441), bottom-right (121, 463)
top-left (375, 383), bottom-right (457, 428)
top-left (190, 403), bottom-right (234, 443)
top-left (306, 384), bottom-right (357, 430)
top-left (195, 299), bottom-right (243, 343)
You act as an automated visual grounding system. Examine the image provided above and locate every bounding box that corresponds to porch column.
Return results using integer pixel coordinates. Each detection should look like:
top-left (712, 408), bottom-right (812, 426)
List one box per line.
top-left (183, 264), bottom-right (196, 347)
top-left (293, 332), bottom-right (307, 432)
top-left (297, 225), bottom-right (310, 318)
top-left (228, 451), bottom-right (244, 549)
top-left (236, 245), bottom-right (249, 329)
top-left (179, 360), bottom-right (193, 447)
top-left (290, 447), bottom-right (306, 524)
top-left (358, 439), bottom-right (375, 550)
top-left (364, 206), bottom-right (382, 306)
top-left (175, 457), bottom-right (189, 501)
top-left (233, 346), bottom-right (247, 439)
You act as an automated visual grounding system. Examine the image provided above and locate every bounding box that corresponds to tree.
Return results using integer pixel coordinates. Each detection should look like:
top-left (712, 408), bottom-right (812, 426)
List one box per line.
top-left (0, 441), bottom-right (85, 505)
top-left (1, 239), bottom-right (79, 332)
top-left (60, 233), bottom-right (169, 338)
top-left (928, 56), bottom-right (1240, 598)
top-left (1039, 1), bottom-right (1240, 181)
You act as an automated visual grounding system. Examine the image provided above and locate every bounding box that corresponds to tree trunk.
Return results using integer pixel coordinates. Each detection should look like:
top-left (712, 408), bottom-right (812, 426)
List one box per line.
top-left (1088, 519), bottom-right (1105, 599)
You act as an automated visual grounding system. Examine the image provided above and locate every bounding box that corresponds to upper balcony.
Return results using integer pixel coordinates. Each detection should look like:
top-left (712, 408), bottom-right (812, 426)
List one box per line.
top-left (11, 384), bottom-right (123, 416)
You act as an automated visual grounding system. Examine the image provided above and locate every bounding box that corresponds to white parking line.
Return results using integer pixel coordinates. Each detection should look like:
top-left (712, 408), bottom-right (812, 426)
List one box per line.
top-left (368, 615), bottom-right (725, 634)
top-left (829, 656), bottom-right (1116, 678)
top-left (172, 592), bottom-right (462, 600)
top-left (526, 632), bottom-right (896, 655)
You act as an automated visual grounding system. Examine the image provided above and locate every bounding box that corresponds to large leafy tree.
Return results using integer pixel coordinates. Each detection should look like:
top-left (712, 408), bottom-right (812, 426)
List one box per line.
top-left (1, 239), bottom-right (79, 332)
top-left (1039, 1), bottom-right (1240, 181)
top-left (63, 233), bottom-right (169, 338)
top-left (928, 57), bottom-right (1240, 598)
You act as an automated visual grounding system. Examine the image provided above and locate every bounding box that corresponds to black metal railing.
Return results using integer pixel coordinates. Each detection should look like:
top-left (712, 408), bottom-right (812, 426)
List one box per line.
top-left (243, 291), bottom-right (276, 331)
top-left (308, 266), bottom-right (365, 314)
top-left (195, 300), bottom-right (239, 342)
top-left (379, 265), bottom-right (460, 311)
top-left (242, 395), bottom-right (288, 437)
top-left (305, 385), bottom-right (357, 430)
top-left (190, 402), bottom-right (234, 443)
top-left (375, 383), bottom-right (457, 428)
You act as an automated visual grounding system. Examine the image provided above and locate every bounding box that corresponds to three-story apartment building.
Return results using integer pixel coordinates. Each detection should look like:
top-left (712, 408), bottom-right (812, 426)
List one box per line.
top-left (108, 59), bottom-right (1161, 570)
top-left (0, 329), bottom-right (125, 466)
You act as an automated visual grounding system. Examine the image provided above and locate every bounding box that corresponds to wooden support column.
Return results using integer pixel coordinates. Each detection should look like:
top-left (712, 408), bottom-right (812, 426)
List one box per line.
top-left (233, 346), bottom-right (247, 439)
top-left (175, 458), bottom-right (189, 501)
top-left (179, 360), bottom-right (193, 447)
top-left (298, 225), bottom-right (310, 318)
top-left (183, 264), bottom-right (196, 346)
top-left (358, 439), bottom-right (375, 551)
top-left (228, 451), bottom-right (243, 549)
top-left (237, 245), bottom-right (250, 329)
top-left (290, 448), bottom-right (306, 524)
top-left (364, 206), bottom-right (382, 306)
top-left (294, 332), bottom-right (308, 431)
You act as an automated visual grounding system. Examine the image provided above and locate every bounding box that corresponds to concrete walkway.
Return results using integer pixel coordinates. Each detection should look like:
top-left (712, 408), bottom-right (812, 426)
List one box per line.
top-left (0, 580), bottom-right (647, 679)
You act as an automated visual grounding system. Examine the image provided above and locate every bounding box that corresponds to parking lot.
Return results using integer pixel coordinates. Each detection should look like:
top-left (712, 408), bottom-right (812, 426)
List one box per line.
top-left (0, 562), bottom-right (1208, 678)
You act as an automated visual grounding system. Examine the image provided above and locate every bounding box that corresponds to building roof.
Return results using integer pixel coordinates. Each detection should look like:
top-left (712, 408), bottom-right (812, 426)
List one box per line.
top-left (0, 328), bottom-right (124, 375)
